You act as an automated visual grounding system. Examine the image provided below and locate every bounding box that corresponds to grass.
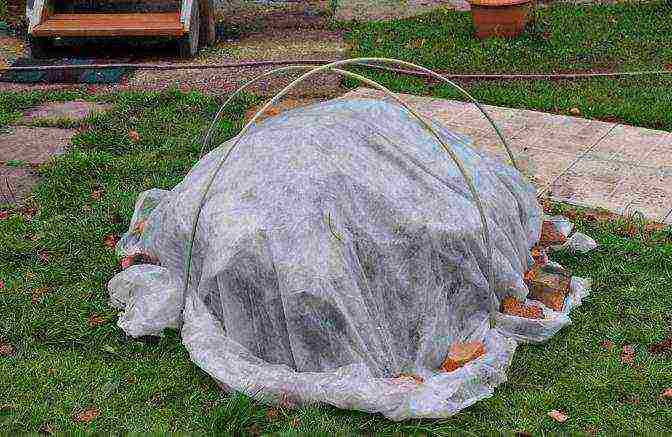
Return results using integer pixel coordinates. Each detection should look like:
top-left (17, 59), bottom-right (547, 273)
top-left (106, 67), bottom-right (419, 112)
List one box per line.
top-left (1, 87), bottom-right (672, 435)
top-left (343, 1), bottom-right (672, 131)
top-left (2, 1), bottom-right (672, 434)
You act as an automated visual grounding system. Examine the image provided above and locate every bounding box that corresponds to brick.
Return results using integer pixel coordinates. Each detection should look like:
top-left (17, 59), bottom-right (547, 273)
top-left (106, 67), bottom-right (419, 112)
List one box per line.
top-left (524, 264), bottom-right (571, 311)
top-left (538, 220), bottom-right (567, 247)
top-left (441, 341), bottom-right (485, 372)
top-left (501, 296), bottom-right (543, 319)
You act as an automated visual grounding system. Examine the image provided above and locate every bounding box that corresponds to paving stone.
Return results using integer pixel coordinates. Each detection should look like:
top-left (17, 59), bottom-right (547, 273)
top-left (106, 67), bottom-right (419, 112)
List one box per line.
top-left (342, 88), bottom-right (672, 220)
top-left (0, 166), bottom-right (41, 203)
top-left (587, 124), bottom-right (671, 164)
top-left (550, 159), bottom-right (631, 210)
top-left (19, 101), bottom-right (112, 125)
top-left (0, 126), bottom-right (76, 166)
top-left (610, 167), bottom-right (672, 222)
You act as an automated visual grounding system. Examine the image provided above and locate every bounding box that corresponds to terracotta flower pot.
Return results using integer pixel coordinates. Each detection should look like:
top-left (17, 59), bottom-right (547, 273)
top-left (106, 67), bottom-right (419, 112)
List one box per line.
top-left (468, 0), bottom-right (532, 39)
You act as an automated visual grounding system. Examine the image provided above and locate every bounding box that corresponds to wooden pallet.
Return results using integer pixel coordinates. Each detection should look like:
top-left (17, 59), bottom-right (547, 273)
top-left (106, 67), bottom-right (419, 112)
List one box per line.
top-left (32, 12), bottom-right (185, 37)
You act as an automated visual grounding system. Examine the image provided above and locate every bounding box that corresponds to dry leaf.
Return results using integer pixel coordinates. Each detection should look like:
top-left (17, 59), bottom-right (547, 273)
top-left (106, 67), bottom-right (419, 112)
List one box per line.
top-left (103, 234), bottom-right (120, 249)
top-left (38, 423), bottom-right (55, 434)
top-left (620, 344), bottom-right (635, 364)
top-left (32, 287), bottom-right (51, 304)
top-left (132, 220), bottom-right (147, 236)
top-left (266, 407), bottom-right (280, 420)
top-left (0, 211), bottom-right (8, 220)
top-left (0, 342), bottom-right (14, 356)
top-left (600, 340), bottom-right (615, 351)
top-left (392, 373), bottom-right (425, 384)
top-left (91, 189), bottom-right (104, 200)
top-left (290, 416), bottom-right (301, 428)
top-left (88, 313), bottom-right (106, 327)
top-left (649, 337), bottom-right (672, 354)
top-left (128, 130), bottom-right (141, 143)
top-left (548, 409), bottom-right (568, 423)
top-left (661, 388), bottom-right (672, 399)
top-left (569, 107), bottom-right (581, 116)
top-left (73, 407), bottom-right (100, 423)
top-left (585, 426), bottom-right (599, 435)
top-left (47, 368), bottom-right (57, 375)
top-left (120, 255), bottom-right (136, 270)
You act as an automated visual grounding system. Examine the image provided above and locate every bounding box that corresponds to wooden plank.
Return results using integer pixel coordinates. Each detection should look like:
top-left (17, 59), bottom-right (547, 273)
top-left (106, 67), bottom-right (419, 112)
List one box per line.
top-left (32, 12), bottom-right (185, 37)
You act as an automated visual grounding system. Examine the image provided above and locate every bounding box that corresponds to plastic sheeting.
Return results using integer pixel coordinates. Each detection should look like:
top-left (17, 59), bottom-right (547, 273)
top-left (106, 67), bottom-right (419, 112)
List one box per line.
top-left (108, 97), bottom-right (590, 420)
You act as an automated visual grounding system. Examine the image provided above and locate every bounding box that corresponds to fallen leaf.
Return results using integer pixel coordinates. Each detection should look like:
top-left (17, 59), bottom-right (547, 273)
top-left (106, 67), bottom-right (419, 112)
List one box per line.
top-left (620, 344), bottom-right (635, 364)
top-left (132, 220), bottom-right (147, 236)
top-left (120, 255), bottom-right (136, 270)
top-left (247, 424), bottom-right (262, 437)
top-left (91, 189), bottom-right (104, 200)
top-left (623, 394), bottom-right (640, 405)
top-left (38, 423), bottom-right (55, 434)
top-left (103, 234), bottom-right (120, 249)
top-left (0, 342), bottom-right (14, 356)
top-left (47, 368), bottom-right (57, 375)
top-left (88, 313), bottom-right (106, 327)
top-left (392, 373), bottom-right (425, 384)
top-left (0, 211), bottom-right (8, 220)
top-left (661, 388), bottom-right (672, 399)
top-left (600, 340), bottom-right (615, 351)
top-left (72, 407), bottom-right (100, 423)
top-left (649, 337), bottom-right (672, 354)
top-left (128, 130), bottom-right (141, 143)
top-left (548, 409), bottom-right (568, 423)
top-left (32, 287), bottom-right (51, 304)
top-left (266, 407), bottom-right (280, 420)
top-left (290, 416), bottom-right (301, 428)
top-left (22, 206), bottom-right (38, 219)
top-left (569, 107), bottom-right (581, 116)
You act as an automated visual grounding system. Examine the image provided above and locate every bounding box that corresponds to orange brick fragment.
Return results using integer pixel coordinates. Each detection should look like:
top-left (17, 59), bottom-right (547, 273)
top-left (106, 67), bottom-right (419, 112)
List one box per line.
top-left (539, 220), bottom-right (567, 247)
top-left (441, 341), bottom-right (485, 372)
top-left (524, 264), bottom-right (571, 311)
top-left (501, 296), bottom-right (544, 319)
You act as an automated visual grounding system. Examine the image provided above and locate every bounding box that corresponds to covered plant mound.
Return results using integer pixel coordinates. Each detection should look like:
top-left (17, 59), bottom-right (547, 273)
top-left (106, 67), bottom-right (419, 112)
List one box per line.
top-left (108, 97), bottom-right (589, 420)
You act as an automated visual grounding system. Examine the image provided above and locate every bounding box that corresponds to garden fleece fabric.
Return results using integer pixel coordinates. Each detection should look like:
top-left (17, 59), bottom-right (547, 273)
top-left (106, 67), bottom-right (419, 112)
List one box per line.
top-left (108, 97), bottom-right (590, 420)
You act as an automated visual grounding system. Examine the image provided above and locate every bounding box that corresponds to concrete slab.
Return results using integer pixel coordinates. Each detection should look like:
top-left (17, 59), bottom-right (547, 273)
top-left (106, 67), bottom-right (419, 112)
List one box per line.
top-left (19, 101), bottom-right (112, 125)
top-left (342, 88), bottom-right (672, 222)
top-left (0, 126), bottom-right (76, 166)
top-left (0, 166), bottom-right (41, 203)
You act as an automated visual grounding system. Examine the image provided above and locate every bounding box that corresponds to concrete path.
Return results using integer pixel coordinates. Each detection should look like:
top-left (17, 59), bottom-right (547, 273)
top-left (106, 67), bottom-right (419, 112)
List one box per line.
top-left (344, 88), bottom-right (672, 224)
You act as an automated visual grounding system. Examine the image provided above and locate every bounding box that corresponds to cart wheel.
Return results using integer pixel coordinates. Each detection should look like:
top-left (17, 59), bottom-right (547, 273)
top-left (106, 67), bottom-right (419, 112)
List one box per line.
top-left (177, 0), bottom-right (200, 59)
top-left (29, 37), bottom-right (53, 59)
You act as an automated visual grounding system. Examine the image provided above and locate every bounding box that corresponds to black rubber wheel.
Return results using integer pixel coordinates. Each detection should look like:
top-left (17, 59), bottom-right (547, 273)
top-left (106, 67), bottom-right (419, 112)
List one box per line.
top-left (177, 0), bottom-right (200, 59)
top-left (29, 37), bottom-right (54, 59)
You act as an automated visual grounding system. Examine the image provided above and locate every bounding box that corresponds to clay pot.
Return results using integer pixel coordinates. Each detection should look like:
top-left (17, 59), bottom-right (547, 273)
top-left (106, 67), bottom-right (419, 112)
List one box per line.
top-left (468, 0), bottom-right (532, 39)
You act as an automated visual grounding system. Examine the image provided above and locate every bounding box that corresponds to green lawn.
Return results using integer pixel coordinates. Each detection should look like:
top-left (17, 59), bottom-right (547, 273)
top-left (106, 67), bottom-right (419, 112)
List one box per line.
top-left (2, 1), bottom-right (672, 434)
top-left (344, 1), bottom-right (672, 131)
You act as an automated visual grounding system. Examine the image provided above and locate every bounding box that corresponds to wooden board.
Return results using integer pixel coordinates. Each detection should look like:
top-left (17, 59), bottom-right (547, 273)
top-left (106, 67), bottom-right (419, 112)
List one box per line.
top-left (32, 12), bottom-right (185, 37)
